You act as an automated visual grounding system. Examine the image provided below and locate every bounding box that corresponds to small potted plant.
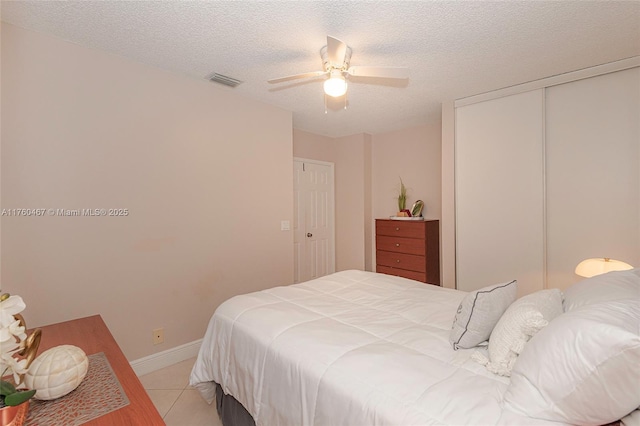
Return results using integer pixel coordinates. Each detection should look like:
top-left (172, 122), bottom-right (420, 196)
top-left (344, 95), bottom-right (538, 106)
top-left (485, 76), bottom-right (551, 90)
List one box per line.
top-left (0, 293), bottom-right (41, 426)
top-left (397, 178), bottom-right (411, 217)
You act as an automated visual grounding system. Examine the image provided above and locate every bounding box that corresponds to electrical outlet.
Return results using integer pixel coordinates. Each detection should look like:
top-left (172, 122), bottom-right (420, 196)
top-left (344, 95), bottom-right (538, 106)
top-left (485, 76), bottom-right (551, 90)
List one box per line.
top-left (153, 328), bottom-right (164, 345)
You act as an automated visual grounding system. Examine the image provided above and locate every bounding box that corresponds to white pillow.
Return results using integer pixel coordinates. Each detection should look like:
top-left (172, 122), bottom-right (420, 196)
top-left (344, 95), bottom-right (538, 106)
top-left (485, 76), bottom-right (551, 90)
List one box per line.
top-left (504, 297), bottom-right (640, 425)
top-left (449, 280), bottom-right (517, 350)
top-left (473, 289), bottom-right (563, 376)
top-left (564, 268), bottom-right (640, 312)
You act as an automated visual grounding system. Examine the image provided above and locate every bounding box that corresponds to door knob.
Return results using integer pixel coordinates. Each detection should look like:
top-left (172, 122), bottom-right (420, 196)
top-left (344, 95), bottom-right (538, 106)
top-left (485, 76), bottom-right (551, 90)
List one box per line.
top-left (307, 233), bottom-right (313, 237)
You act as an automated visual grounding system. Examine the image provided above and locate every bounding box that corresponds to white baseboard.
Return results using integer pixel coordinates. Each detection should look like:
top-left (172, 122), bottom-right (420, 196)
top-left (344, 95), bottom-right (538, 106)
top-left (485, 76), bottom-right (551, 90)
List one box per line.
top-left (130, 338), bottom-right (203, 377)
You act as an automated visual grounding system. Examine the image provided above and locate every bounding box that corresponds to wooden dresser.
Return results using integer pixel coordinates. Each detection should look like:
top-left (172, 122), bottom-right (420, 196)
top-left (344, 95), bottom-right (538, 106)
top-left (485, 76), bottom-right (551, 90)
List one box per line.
top-left (375, 219), bottom-right (440, 285)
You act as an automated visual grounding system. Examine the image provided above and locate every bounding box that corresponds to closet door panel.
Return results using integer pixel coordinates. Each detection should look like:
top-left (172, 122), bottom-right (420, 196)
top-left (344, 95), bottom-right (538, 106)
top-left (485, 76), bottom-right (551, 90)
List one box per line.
top-left (546, 68), bottom-right (640, 290)
top-left (455, 89), bottom-right (545, 296)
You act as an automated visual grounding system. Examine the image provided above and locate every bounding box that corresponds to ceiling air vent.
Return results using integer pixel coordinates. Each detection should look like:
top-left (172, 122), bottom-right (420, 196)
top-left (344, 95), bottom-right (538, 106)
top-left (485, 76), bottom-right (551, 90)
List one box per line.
top-left (206, 72), bottom-right (243, 88)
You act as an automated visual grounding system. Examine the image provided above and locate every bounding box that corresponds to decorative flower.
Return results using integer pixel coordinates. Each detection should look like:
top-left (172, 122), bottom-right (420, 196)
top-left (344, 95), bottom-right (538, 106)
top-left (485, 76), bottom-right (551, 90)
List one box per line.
top-left (0, 295), bottom-right (26, 328)
top-left (1, 353), bottom-right (27, 384)
top-left (0, 293), bottom-right (39, 407)
top-left (0, 295), bottom-right (27, 375)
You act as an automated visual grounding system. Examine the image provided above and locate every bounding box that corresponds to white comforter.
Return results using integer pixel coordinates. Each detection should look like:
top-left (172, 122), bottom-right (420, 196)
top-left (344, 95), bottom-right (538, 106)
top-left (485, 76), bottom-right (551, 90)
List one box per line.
top-left (190, 270), bottom-right (563, 426)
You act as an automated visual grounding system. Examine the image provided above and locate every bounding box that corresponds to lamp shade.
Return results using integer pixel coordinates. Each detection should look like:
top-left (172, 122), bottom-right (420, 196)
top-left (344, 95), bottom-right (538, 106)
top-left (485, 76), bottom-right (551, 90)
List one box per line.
top-left (574, 258), bottom-right (633, 278)
top-left (323, 71), bottom-right (347, 97)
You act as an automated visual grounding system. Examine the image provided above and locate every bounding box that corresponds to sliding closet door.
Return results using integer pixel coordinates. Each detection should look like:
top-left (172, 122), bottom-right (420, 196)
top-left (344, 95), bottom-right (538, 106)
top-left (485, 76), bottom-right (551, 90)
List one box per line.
top-left (545, 68), bottom-right (640, 290)
top-left (456, 89), bottom-right (544, 296)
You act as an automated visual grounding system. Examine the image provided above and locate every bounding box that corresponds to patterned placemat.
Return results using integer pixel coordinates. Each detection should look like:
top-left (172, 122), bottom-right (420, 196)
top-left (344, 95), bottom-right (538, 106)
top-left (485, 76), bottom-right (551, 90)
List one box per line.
top-left (25, 352), bottom-right (130, 425)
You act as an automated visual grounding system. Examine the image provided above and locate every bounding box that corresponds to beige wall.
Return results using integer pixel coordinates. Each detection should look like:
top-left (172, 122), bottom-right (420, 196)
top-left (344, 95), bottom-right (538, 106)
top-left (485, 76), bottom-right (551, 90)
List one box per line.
top-left (333, 133), bottom-right (371, 271)
top-left (363, 134), bottom-right (373, 271)
top-left (440, 102), bottom-right (456, 289)
top-left (1, 24), bottom-right (294, 360)
top-left (292, 129), bottom-right (335, 163)
top-left (371, 122), bottom-right (442, 220)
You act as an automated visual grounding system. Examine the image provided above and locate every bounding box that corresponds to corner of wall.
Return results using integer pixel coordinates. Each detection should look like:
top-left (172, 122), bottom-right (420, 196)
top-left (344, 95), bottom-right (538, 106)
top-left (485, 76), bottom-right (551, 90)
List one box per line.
top-left (441, 101), bottom-right (456, 289)
top-left (363, 134), bottom-right (373, 271)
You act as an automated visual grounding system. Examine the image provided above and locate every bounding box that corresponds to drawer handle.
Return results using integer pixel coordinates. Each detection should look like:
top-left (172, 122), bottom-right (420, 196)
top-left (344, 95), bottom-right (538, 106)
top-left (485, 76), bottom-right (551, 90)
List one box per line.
top-left (395, 243), bottom-right (400, 247)
top-left (396, 227), bottom-right (400, 231)
top-left (396, 259), bottom-right (400, 263)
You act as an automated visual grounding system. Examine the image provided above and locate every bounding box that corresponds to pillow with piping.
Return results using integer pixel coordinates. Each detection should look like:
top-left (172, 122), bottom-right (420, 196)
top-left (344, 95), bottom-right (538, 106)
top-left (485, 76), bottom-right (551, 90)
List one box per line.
top-left (449, 280), bottom-right (517, 350)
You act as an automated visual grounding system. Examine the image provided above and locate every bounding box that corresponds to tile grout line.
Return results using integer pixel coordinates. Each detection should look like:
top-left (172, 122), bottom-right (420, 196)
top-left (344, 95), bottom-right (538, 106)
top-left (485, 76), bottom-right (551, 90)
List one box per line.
top-left (162, 380), bottom-right (192, 420)
top-left (139, 359), bottom-right (196, 421)
top-left (163, 388), bottom-right (187, 420)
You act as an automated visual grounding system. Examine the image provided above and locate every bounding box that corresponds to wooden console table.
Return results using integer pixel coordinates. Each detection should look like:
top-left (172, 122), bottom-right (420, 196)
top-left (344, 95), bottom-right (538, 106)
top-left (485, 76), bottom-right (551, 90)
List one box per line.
top-left (33, 315), bottom-right (164, 425)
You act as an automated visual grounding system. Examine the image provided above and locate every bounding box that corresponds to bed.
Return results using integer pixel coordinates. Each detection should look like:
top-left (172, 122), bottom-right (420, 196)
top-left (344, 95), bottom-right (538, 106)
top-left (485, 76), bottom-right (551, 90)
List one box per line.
top-left (190, 269), bottom-right (640, 426)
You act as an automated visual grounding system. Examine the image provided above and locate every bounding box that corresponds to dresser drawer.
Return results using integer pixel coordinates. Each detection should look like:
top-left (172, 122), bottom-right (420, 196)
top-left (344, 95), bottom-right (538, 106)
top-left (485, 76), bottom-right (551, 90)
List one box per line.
top-left (376, 220), bottom-right (426, 239)
top-left (376, 235), bottom-right (425, 256)
top-left (376, 265), bottom-right (431, 284)
top-left (376, 250), bottom-right (426, 273)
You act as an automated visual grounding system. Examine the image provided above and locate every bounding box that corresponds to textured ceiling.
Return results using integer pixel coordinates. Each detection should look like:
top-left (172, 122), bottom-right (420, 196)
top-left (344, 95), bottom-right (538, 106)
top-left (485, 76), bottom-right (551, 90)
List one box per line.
top-left (2, 1), bottom-right (639, 137)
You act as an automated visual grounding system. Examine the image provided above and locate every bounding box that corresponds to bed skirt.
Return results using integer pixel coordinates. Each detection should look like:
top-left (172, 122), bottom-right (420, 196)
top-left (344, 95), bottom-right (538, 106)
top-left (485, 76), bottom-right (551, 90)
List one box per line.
top-left (215, 382), bottom-right (256, 426)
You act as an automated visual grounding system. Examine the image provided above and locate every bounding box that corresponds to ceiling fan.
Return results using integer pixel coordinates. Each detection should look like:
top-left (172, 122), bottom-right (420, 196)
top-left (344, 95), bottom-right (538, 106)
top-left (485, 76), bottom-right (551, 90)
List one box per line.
top-left (268, 36), bottom-right (409, 98)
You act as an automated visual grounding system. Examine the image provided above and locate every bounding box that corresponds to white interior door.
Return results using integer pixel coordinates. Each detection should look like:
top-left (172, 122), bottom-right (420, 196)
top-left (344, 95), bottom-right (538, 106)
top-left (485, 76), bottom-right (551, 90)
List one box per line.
top-left (293, 159), bottom-right (335, 283)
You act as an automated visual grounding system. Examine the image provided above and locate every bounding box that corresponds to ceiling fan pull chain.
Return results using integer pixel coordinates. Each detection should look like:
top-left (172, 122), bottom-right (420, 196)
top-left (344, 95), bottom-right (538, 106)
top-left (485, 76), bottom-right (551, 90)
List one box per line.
top-left (324, 94), bottom-right (328, 114)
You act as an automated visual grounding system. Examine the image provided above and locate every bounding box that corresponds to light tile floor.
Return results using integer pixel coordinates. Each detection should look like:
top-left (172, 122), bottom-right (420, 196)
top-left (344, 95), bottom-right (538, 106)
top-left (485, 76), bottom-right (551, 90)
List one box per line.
top-left (139, 358), bottom-right (223, 426)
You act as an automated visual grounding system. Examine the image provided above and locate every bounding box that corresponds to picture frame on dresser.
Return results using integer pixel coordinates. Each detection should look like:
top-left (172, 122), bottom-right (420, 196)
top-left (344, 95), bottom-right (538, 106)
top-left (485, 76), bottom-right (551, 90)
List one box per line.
top-left (375, 219), bottom-right (440, 285)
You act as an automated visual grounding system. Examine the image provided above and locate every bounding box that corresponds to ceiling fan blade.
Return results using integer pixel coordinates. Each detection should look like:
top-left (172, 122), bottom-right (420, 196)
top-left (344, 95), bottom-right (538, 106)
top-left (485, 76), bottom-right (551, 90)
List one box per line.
top-left (326, 35), bottom-right (347, 66)
top-left (346, 66), bottom-right (409, 79)
top-left (268, 71), bottom-right (327, 84)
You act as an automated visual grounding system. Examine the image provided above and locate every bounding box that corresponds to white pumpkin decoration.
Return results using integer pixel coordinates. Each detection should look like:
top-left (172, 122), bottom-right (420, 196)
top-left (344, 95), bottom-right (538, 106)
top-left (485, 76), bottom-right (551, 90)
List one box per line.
top-left (24, 344), bottom-right (89, 400)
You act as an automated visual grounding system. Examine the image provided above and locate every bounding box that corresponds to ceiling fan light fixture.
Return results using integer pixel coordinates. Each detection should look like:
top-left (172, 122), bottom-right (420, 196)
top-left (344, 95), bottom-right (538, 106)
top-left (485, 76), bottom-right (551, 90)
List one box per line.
top-left (323, 71), bottom-right (347, 97)
top-left (268, 36), bottom-right (408, 104)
